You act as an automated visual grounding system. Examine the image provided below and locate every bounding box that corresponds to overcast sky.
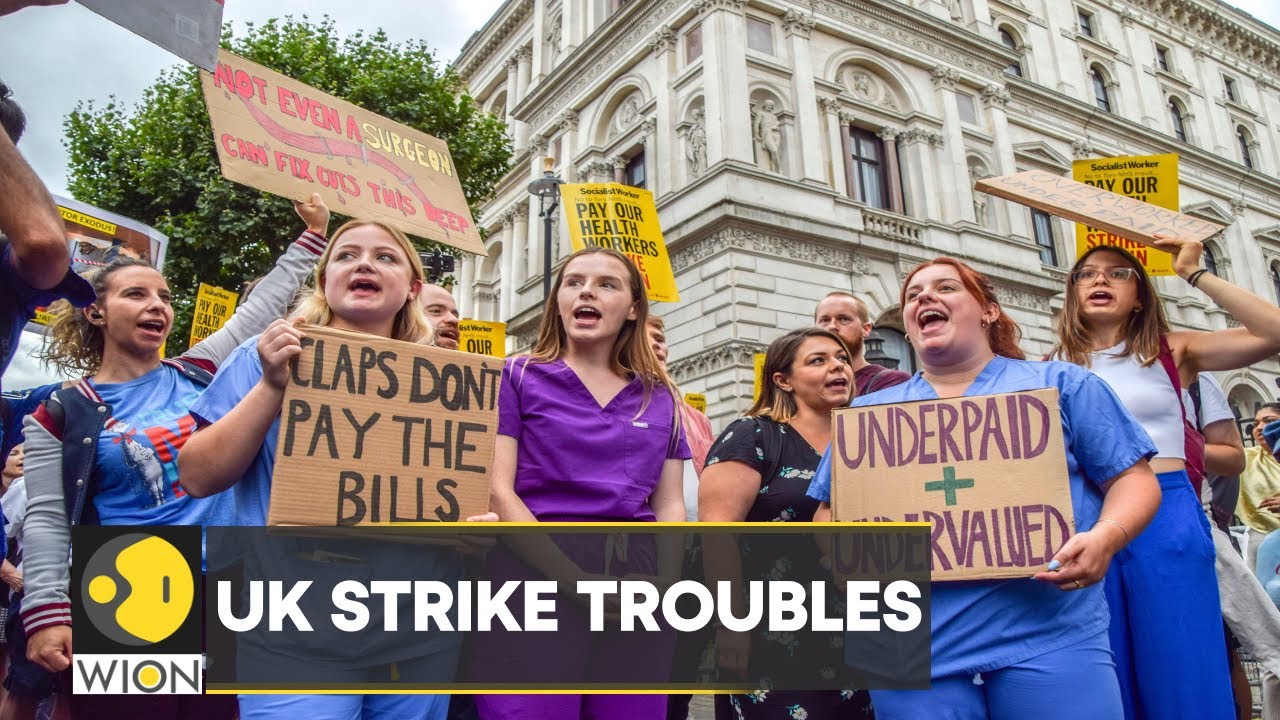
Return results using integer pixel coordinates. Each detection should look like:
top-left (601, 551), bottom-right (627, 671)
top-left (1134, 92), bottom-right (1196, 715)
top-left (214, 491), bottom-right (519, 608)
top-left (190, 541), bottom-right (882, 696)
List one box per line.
top-left (1, 0), bottom-right (1276, 198)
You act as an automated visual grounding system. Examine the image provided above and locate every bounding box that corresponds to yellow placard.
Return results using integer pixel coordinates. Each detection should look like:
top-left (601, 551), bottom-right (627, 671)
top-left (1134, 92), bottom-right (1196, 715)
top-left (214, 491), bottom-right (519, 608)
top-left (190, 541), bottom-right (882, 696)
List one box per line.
top-left (753, 353), bottom-right (767, 402)
top-left (1073, 154), bottom-right (1179, 276)
top-left (560, 183), bottom-right (679, 303)
top-left (32, 310), bottom-right (54, 326)
top-left (57, 206), bottom-right (117, 236)
top-left (189, 283), bottom-right (239, 347)
top-left (684, 392), bottom-right (707, 414)
top-left (458, 319), bottom-right (506, 358)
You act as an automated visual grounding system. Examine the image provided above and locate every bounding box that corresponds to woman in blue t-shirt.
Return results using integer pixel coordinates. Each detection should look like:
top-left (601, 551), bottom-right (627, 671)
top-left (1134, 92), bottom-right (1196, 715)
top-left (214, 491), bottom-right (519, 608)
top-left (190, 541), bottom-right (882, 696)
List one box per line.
top-left (807, 257), bottom-right (1162, 720)
top-left (18, 196), bottom-right (332, 719)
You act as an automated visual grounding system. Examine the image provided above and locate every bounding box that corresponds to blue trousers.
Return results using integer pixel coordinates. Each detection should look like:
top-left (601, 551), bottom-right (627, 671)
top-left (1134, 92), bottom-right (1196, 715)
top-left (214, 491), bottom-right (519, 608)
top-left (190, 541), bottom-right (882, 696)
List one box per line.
top-left (1105, 470), bottom-right (1234, 720)
top-left (870, 630), bottom-right (1122, 719)
top-left (238, 693), bottom-right (448, 720)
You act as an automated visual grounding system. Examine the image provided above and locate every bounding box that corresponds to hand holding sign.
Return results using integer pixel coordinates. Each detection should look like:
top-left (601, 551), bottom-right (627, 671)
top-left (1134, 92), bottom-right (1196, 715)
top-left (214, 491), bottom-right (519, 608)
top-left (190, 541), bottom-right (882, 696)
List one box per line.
top-left (1150, 233), bottom-right (1204, 279)
top-left (258, 318), bottom-right (306, 392)
top-left (294, 193), bottom-right (331, 236)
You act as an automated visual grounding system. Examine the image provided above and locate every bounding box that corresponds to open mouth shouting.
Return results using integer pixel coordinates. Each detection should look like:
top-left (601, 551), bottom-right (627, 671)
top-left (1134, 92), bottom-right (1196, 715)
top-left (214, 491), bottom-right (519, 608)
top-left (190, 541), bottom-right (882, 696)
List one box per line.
top-left (916, 308), bottom-right (949, 334)
top-left (1086, 289), bottom-right (1115, 306)
top-left (824, 376), bottom-right (850, 392)
top-left (436, 325), bottom-right (460, 345)
top-left (349, 277), bottom-right (382, 297)
top-left (137, 319), bottom-right (167, 339)
top-left (571, 305), bottom-right (603, 327)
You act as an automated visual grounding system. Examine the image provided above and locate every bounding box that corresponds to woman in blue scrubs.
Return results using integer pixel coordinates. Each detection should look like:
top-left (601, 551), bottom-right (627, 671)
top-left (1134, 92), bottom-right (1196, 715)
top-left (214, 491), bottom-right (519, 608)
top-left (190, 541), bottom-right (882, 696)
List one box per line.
top-left (807, 257), bottom-right (1162, 719)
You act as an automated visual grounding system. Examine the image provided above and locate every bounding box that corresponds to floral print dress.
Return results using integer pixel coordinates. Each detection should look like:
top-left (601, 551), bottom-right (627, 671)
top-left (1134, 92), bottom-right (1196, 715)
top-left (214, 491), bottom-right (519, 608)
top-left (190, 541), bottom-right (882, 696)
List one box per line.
top-left (704, 417), bottom-right (875, 720)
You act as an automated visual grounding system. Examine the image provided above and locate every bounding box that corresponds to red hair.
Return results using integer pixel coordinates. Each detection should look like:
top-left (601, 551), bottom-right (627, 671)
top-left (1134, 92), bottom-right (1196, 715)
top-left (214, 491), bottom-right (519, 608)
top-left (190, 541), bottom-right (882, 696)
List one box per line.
top-left (900, 257), bottom-right (1025, 360)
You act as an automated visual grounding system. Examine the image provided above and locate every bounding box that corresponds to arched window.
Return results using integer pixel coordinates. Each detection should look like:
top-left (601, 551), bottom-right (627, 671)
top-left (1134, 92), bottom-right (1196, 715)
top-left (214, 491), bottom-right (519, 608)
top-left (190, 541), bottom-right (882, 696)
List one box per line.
top-left (1238, 126), bottom-right (1254, 169)
top-left (999, 28), bottom-right (1023, 77)
top-left (1169, 99), bottom-right (1187, 142)
top-left (1202, 243), bottom-right (1218, 277)
top-left (1091, 67), bottom-right (1111, 112)
top-left (1271, 262), bottom-right (1280, 305)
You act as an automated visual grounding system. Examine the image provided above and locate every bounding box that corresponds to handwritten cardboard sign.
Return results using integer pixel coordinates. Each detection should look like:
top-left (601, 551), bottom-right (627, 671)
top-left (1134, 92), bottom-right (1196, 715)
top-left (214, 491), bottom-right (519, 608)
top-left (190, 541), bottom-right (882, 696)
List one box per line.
top-left (200, 50), bottom-right (483, 255)
top-left (975, 170), bottom-right (1223, 250)
top-left (458, 320), bottom-right (506, 358)
top-left (831, 388), bottom-right (1074, 581)
top-left (269, 324), bottom-right (498, 526)
top-left (561, 183), bottom-right (679, 302)
top-left (189, 283), bottom-right (239, 346)
top-left (1073, 154), bottom-right (1180, 276)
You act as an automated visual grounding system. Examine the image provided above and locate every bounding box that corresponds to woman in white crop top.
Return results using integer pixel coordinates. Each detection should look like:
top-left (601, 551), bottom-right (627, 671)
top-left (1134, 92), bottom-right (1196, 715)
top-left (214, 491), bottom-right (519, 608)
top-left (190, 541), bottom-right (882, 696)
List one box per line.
top-left (1052, 236), bottom-right (1280, 720)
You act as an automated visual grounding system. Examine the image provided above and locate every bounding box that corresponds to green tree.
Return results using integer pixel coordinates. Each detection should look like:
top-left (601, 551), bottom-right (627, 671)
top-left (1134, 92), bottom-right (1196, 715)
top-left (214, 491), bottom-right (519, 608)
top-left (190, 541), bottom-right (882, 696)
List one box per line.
top-left (64, 16), bottom-right (511, 354)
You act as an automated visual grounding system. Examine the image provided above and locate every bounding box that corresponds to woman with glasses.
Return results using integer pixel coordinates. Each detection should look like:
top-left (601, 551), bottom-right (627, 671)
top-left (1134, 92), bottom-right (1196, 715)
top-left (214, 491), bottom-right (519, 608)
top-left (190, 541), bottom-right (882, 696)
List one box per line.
top-left (1051, 235), bottom-right (1280, 720)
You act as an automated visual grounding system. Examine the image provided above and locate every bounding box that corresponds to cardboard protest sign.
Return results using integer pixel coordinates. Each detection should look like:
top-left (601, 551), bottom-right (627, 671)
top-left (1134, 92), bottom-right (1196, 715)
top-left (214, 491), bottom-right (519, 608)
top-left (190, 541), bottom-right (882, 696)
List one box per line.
top-left (269, 324), bottom-right (497, 526)
top-left (458, 320), bottom-right (506, 358)
top-left (1073, 154), bottom-right (1179, 276)
top-left (561, 184), bottom-right (679, 302)
top-left (200, 50), bottom-right (483, 255)
top-left (684, 393), bottom-right (707, 414)
top-left (975, 170), bottom-right (1223, 252)
top-left (189, 283), bottom-right (239, 347)
top-left (830, 388), bottom-right (1074, 582)
top-left (79, 0), bottom-right (223, 71)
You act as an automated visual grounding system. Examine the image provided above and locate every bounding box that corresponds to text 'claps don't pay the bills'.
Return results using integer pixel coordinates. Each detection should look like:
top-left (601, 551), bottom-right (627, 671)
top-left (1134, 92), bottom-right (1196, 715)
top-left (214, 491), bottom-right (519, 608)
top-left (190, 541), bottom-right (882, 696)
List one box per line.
top-left (269, 324), bottom-right (498, 526)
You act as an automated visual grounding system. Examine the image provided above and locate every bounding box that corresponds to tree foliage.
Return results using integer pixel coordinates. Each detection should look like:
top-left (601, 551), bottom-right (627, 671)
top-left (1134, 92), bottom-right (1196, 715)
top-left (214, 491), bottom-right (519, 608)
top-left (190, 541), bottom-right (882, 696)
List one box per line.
top-left (64, 16), bottom-right (511, 354)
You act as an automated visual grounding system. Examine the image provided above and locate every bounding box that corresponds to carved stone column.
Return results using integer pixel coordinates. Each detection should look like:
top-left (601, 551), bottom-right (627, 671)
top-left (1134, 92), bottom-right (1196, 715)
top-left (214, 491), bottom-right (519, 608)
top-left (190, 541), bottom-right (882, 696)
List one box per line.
top-left (931, 65), bottom-right (972, 222)
top-left (877, 127), bottom-right (905, 215)
top-left (819, 98), bottom-right (847, 195)
top-left (784, 10), bottom-right (824, 184)
top-left (698, 0), bottom-right (750, 165)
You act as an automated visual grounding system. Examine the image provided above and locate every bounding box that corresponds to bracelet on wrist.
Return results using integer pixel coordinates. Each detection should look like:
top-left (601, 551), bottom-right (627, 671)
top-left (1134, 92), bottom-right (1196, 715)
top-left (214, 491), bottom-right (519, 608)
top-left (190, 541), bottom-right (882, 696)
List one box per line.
top-left (1186, 268), bottom-right (1210, 288)
top-left (1096, 518), bottom-right (1130, 544)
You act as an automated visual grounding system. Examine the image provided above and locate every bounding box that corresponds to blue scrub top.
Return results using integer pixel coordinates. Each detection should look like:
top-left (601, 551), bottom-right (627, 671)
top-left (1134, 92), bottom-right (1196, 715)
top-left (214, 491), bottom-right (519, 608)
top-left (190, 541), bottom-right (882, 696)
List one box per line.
top-left (808, 355), bottom-right (1157, 677)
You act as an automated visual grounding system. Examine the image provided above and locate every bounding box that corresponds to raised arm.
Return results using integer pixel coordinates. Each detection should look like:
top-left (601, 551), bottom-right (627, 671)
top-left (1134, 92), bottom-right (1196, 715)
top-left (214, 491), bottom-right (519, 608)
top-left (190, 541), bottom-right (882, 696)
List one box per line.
top-left (0, 125), bottom-right (70, 289)
top-left (1158, 235), bottom-right (1280, 375)
top-left (183, 195), bottom-right (330, 367)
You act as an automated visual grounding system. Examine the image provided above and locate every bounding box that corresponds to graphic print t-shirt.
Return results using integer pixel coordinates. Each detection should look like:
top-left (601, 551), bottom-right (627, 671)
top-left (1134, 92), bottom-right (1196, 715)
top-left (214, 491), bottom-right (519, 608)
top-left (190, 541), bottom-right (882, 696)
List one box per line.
top-left (89, 365), bottom-right (227, 526)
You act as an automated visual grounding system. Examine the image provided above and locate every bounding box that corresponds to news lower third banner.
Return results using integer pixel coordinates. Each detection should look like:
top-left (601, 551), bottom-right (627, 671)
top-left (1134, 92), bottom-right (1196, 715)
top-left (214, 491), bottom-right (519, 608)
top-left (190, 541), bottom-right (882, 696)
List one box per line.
top-left (72, 524), bottom-right (930, 694)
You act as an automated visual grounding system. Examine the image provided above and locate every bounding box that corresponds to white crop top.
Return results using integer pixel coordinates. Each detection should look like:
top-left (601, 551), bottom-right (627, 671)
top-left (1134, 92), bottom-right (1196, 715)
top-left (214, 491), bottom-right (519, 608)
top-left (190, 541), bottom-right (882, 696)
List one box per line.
top-left (1088, 342), bottom-right (1185, 459)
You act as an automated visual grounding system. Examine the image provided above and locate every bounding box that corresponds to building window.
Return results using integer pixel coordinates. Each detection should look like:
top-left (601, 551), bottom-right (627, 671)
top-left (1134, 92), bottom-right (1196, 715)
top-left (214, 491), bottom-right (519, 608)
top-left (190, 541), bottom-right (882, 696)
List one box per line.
top-left (957, 92), bottom-right (978, 124)
top-left (1078, 9), bottom-right (1095, 38)
top-left (623, 151), bottom-right (646, 188)
top-left (1155, 45), bottom-right (1170, 72)
top-left (746, 17), bottom-right (774, 55)
top-left (1203, 244), bottom-right (1219, 277)
top-left (684, 23), bottom-right (702, 64)
top-left (1272, 262), bottom-right (1280, 304)
top-left (1224, 76), bottom-right (1238, 103)
top-left (1031, 209), bottom-right (1058, 266)
top-left (1169, 99), bottom-right (1187, 142)
top-left (1090, 66), bottom-right (1111, 112)
top-left (1238, 126), bottom-right (1254, 169)
top-left (850, 127), bottom-right (889, 210)
top-left (999, 27), bottom-right (1023, 77)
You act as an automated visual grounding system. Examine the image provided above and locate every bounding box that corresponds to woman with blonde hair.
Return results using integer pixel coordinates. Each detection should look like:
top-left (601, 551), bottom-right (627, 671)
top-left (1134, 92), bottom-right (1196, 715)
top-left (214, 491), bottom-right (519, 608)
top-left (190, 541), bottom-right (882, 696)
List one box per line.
top-left (1052, 236), bottom-right (1280, 720)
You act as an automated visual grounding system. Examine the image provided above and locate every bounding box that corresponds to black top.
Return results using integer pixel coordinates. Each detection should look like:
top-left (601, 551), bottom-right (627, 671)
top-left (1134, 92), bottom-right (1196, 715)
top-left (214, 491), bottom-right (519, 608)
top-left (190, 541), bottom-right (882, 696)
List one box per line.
top-left (704, 416), bottom-right (822, 522)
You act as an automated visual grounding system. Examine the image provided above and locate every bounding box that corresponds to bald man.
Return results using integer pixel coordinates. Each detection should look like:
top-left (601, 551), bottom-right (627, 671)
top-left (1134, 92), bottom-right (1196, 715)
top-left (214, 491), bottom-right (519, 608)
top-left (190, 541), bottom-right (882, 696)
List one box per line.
top-left (419, 283), bottom-right (459, 350)
top-left (814, 291), bottom-right (910, 397)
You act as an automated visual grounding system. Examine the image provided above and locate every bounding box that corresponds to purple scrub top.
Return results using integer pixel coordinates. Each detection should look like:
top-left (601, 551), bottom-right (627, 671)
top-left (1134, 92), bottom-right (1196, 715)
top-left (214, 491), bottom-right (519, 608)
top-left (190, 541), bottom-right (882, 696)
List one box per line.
top-left (498, 357), bottom-right (691, 522)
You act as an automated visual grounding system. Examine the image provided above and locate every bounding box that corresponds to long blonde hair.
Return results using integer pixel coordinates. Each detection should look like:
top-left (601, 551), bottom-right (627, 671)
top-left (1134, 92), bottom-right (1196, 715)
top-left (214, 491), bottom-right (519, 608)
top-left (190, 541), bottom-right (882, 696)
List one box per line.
top-left (1051, 245), bottom-right (1168, 367)
top-left (38, 257), bottom-right (154, 376)
top-left (292, 220), bottom-right (433, 343)
top-left (526, 246), bottom-right (677, 408)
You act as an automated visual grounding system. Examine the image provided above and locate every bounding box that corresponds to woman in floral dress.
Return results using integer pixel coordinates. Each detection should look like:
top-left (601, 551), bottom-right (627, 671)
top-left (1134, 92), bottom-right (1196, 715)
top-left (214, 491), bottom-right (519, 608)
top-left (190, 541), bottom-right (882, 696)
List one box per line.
top-left (699, 327), bottom-right (874, 720)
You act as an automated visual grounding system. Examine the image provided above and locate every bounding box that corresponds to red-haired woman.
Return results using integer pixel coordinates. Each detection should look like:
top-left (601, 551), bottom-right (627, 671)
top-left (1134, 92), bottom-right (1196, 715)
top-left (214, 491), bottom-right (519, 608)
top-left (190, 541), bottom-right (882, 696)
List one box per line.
top-left (808, 257), bottom-right (1161, 719)
top-left (1051, 236), bottom-right (1280, 720)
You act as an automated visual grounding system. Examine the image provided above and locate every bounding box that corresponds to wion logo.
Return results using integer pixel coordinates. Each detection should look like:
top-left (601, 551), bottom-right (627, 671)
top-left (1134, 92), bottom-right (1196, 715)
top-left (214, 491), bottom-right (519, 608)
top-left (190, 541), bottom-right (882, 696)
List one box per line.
top-left (71, 526), bottom-right (202, 694)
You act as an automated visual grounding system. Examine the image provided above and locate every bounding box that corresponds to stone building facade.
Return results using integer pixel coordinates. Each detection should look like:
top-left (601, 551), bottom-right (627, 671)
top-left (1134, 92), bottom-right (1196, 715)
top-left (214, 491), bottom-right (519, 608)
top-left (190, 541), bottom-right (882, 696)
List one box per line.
top-left (453, 0), bottom-right (1280, 431)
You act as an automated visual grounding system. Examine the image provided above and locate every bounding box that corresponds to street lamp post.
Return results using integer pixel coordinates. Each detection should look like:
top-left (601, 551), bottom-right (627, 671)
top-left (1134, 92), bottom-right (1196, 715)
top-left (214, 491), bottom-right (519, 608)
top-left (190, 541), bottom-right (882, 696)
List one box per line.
top-left (526, 157), bottom-right (563, 303)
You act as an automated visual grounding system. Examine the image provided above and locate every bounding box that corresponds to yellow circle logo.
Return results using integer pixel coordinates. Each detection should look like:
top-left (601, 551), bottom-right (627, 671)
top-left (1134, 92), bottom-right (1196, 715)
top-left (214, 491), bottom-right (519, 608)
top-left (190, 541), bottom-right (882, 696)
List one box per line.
top-left (81, 533), bottom-right (194, 646)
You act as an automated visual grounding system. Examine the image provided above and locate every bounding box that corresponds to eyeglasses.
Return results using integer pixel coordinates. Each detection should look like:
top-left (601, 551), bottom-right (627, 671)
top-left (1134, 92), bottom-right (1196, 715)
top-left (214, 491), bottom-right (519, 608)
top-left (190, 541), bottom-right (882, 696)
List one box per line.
top-left (1071, 267), bottom-right (1139, 284)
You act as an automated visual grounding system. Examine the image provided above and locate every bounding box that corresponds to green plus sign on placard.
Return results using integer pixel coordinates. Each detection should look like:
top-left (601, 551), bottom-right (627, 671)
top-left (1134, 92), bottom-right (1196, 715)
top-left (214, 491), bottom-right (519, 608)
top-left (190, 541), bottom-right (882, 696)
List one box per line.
top-left (925, 466), bottom-right (974, 506)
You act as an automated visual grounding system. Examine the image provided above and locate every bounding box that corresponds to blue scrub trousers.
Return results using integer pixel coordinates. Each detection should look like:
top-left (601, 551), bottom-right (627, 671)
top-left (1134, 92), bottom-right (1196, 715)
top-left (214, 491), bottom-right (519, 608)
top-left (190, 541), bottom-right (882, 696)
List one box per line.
top-left (1105, 470), bottom-right (1234, 720)
top-left (870, 630), bottom-right (1122, 719)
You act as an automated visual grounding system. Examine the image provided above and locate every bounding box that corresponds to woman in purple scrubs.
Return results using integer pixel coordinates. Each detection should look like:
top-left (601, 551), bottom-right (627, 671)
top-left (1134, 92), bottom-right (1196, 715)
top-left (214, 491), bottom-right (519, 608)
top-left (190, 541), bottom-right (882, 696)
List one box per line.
top-left (477, 247), bottom-right (689, 719)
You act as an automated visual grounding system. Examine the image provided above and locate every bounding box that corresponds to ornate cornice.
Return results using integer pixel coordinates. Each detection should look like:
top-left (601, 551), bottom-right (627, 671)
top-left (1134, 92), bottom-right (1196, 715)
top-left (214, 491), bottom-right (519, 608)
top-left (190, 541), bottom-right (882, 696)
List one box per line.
top-left (981, 84), bottom-right (1010, 107)
top-left (669, 227), bottom-right (871, 275)
top-left (668, 342), bottom-right (767, 386)
top-left (694, 0), bottom-right (746, 16)
top-left (931, 65), bottom-right (960, 88)
top-left (782, 9), bottom-right (816, 38)
top-left (456, 0), bottom-right (534, 82)
top-left (558, 109), bottom-right (579, 131)
top-left (649, 26), bottom-right (676, 56)
top-left (1130, 0), bottom-right (1280, 78)
top-left (1071, 138), bottom-right (1093, 158)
